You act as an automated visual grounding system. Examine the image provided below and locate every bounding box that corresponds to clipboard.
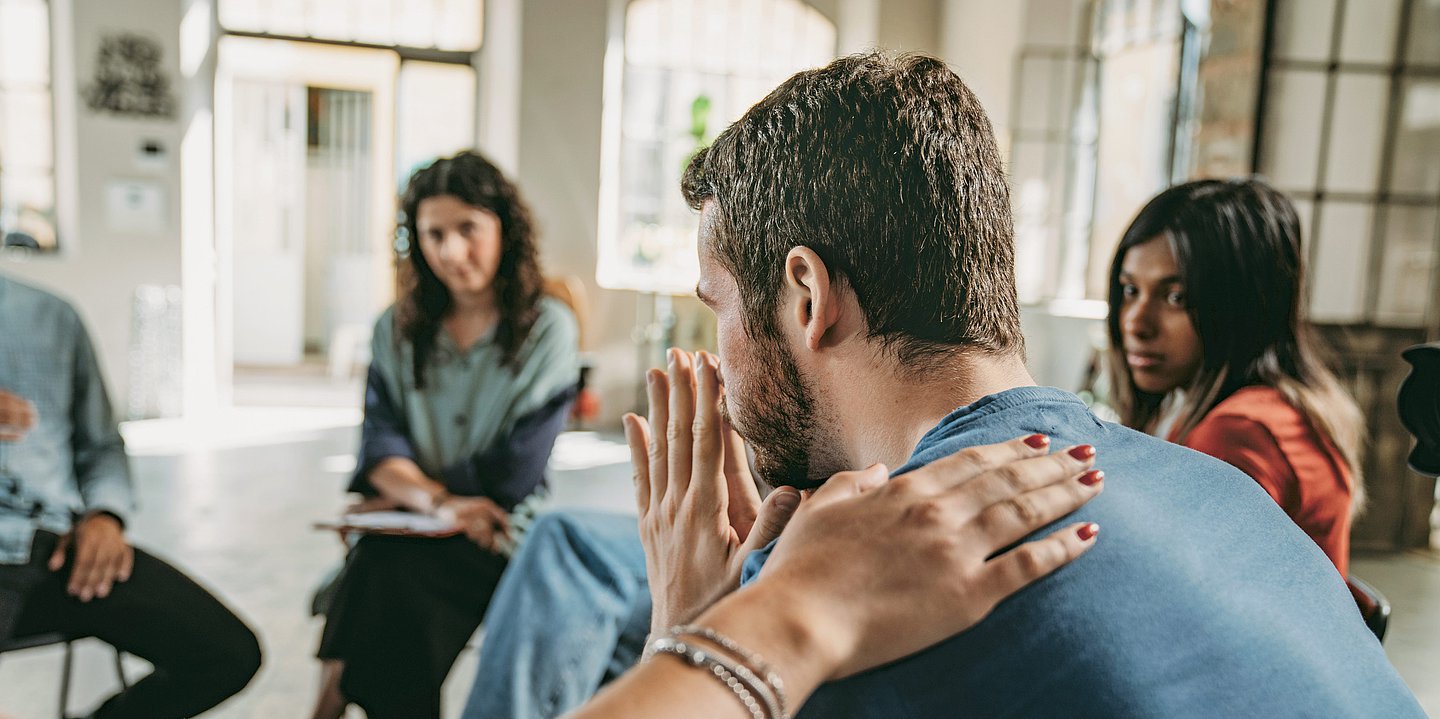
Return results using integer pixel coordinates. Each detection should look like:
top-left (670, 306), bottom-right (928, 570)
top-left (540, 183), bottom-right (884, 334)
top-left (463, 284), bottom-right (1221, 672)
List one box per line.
top-left (313, 511), bottom-right (463, 538)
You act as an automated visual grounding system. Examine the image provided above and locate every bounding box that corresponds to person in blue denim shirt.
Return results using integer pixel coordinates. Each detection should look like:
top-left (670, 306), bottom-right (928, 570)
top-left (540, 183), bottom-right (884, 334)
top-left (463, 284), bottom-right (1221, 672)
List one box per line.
top-left (0, 272), bottom-right (261, 718)
top-left (466, 50), bottom-right (1424, 717)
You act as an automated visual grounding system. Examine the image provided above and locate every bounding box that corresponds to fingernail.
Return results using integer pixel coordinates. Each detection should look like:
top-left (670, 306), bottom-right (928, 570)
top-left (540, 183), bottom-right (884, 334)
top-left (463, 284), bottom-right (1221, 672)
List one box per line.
top-left (1023, 434), bottom-right (1049, 449)
top-left (1077, 523), bottom-right (1099, 541)
top-left (774, 490), bottom-right (801, 512)
top-left (667, 349), bottom-right (676, 367)
top-left (1067, 445), bottom-right (1096, 461)
top-left (1079, 470), bottom-right (1104, 486)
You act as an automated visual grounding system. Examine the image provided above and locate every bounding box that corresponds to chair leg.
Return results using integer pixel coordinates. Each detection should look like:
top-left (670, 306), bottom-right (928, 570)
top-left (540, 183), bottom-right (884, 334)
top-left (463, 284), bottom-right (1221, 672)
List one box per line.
top-left (60, 640), bottom-right (73, 719)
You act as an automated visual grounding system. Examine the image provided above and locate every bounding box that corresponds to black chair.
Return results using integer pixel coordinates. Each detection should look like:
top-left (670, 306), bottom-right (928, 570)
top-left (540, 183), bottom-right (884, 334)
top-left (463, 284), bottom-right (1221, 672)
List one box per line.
top-left (0, 632), bottom-right (128, 719)
top-left (1347, 576), bottom-right (1391, 643)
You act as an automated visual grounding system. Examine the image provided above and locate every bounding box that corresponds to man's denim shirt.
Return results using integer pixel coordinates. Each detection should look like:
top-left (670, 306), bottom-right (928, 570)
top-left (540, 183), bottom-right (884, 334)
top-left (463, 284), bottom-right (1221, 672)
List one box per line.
top-left (741, 386), bottom-right (1423, 718)
top-left (0, 275), bottom-right (132, 565)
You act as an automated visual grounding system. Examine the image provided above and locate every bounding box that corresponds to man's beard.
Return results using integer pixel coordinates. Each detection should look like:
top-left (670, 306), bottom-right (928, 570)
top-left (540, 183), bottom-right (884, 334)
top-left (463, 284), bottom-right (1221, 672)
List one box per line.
top-left (721, 329), bottom-right (826, 490)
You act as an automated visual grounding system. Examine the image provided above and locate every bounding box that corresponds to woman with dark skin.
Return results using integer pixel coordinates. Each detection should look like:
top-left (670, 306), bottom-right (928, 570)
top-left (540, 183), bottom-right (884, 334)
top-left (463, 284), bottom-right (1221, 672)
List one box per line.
top-left (1106, 178), bottom-right (1364, 576)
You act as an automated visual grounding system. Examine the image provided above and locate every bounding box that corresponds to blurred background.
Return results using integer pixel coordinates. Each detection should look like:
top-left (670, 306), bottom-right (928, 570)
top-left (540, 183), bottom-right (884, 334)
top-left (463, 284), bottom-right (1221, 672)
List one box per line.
top-left (0, 0), bottom-right (1437, 716)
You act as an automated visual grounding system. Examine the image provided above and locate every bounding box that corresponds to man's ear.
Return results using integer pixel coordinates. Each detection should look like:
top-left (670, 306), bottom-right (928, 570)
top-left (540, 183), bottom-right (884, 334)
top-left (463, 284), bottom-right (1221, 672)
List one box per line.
top-left (783, 247), bottom-right (841, 351)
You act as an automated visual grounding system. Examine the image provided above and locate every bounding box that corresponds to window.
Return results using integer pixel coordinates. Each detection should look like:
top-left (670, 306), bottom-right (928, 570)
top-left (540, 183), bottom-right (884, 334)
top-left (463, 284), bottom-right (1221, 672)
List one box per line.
top-left (1008, 0), bottom-right (1191, 303)
top-left (0, 0), bottom-right (58, 251)
top-left (1259, 0), bottom-right (1440, 328)
top-left (219, 0), bottom-right (482, 53)
top-left (597, 0), bottom-right (836, 293)
top-left (1007, 0), bottom-right (1096, 304)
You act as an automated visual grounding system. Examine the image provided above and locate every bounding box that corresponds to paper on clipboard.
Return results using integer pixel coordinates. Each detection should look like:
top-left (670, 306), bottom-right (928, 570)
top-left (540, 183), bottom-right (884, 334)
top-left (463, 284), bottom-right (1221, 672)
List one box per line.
top-left (314, 511), bottom-right (461, 537)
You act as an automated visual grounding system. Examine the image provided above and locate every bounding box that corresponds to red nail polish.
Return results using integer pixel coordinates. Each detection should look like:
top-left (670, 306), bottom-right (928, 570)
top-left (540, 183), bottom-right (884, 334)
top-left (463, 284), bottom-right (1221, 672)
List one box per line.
top-left (1023, 434), bottom-right (1049, 449)
top-left (1077, 523), bottom-right (1099, 541)
top-left (1068, 445), bottom-right (1096, 461)
top-left (1079, 470), bottom-right (1104, 486)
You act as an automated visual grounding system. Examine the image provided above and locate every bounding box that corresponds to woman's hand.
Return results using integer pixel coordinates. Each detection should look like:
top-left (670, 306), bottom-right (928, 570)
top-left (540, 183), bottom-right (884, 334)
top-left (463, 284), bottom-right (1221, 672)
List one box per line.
top-left (571, 434), bottom-right (1104, 719)
top-left (623, 349), bottom-right (802, 633)
top-left (344, 495), bottom-right (403, 514)
top-left (437, 496), bottom-right (512, 551)
top-left (733, 434), bottom-right (1103, 682)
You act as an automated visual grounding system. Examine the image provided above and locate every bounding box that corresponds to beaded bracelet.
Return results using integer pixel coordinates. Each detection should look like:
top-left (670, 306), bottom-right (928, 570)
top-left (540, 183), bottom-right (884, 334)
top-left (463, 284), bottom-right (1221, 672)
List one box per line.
top-left (669, 624), bottom-right (790, 718)
top-left (645, 636), bottom-right (781, 719)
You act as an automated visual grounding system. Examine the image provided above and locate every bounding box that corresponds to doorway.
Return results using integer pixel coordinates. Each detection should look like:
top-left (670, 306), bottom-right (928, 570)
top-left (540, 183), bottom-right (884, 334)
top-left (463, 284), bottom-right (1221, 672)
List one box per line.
top-left (216, 37), bottom-right (399, 403)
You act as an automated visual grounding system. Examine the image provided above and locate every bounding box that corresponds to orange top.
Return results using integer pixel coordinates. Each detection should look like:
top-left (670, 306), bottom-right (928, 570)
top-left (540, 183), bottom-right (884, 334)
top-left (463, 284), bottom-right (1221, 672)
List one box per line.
top-left (1177, 386), bottom-right (1353, 577)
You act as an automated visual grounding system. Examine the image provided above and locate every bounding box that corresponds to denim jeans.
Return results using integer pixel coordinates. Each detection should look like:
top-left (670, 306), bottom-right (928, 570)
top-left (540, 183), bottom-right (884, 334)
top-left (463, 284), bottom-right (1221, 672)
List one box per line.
top-left (461, 511), bottom-right (651, 719)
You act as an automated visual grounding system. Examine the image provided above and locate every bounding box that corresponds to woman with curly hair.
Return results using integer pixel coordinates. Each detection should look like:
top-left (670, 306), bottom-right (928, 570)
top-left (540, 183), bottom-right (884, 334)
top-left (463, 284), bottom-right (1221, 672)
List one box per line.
top-left (312, 150), bottom-right (579, 719)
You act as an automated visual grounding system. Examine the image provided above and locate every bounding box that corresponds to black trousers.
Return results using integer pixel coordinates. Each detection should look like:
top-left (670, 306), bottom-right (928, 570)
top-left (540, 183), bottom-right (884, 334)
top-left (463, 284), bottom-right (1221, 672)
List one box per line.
top-left (318, 534), bottom-right (508, 719)
top-left (0, 531), bottom-right (262, 719)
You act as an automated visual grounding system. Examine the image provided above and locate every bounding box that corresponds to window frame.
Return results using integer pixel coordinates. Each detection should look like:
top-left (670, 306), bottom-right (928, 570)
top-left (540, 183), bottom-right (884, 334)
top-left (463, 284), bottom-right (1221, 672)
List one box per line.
top-left (1254, 0), bottom-right (1440, 331)
top-left (0, 0), bottom-right (77, 256)
top-left (595, 0), bottom-right (838, 295)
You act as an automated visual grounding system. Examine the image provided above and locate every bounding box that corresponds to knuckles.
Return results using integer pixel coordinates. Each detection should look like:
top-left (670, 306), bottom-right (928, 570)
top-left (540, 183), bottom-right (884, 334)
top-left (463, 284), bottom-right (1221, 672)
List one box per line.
top-left (885, 473), bottom-right (920, 496)
top-left (992, 493), bottom-right (1043, 527)
top-left (900, 497), bottom-right (949, 528)
top-left (954, 446), bottom-right (991, 469)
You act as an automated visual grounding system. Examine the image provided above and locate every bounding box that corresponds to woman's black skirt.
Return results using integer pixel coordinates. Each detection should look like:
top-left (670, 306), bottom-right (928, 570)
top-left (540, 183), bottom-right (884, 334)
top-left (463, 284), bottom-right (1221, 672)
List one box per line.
top-left (318, 533), bottom-right (507, 718)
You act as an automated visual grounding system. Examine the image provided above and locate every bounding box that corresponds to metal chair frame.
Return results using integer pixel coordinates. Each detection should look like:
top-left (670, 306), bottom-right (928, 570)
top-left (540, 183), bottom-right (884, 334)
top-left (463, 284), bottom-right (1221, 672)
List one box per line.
top-left (0, 633), bottom-right (129, 719)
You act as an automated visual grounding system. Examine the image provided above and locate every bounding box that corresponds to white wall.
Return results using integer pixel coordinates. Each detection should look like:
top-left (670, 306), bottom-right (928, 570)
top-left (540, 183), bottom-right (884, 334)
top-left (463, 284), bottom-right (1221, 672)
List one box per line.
top-left (879, 0), bottom-right (943, 53)
top-left (940, 0), bottom-right (1026, 153)
top-left (2, 0), bottom-right (188, 412)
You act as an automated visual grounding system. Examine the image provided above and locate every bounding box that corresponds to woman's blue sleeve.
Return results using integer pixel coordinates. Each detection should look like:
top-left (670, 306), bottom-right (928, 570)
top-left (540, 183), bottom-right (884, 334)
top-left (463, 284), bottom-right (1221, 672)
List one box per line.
top-left (348, 363), bottom-right (421, 495)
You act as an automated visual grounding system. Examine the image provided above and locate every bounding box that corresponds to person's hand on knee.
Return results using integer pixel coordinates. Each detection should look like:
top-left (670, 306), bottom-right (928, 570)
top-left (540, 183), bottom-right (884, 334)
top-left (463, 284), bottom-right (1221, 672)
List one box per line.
top-left (48, 511), bottom-right (134, 602)
top-left (0, 390), bottom-right (36, 442)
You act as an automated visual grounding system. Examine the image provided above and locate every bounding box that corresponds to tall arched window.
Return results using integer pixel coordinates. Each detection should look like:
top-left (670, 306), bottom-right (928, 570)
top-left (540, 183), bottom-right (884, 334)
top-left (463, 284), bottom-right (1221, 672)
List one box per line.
top-left (597, 0), bottom-right (836, 293)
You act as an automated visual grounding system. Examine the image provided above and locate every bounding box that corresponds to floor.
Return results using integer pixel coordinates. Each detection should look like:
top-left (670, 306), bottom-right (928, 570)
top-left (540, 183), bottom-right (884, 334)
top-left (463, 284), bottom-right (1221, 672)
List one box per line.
top-left (1, 402), bottom-right (1437, 717)
top-left (1354, 549), bottom-right (1440, 714)
top-left (0, 404), bottom-right (638, 719)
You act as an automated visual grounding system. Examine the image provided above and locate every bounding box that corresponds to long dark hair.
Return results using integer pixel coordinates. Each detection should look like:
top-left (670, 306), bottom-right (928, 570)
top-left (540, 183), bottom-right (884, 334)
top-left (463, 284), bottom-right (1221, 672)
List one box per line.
top-left (396, 150), bottom-right (543, 388)
top-left (1104, 178), bottom-right (1365, 507)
